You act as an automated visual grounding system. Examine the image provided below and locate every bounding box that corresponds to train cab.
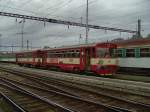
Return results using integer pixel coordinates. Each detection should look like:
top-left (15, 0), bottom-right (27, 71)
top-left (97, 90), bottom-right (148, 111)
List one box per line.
top-left (90, 43), bottom-right (118, 75)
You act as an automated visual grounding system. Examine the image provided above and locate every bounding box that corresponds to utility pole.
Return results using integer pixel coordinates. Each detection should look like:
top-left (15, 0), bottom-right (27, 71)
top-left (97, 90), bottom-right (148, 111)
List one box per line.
top-left (85, 0), bottom-right (89, 44)
top-left (80, 17), bottom-right (83, 24)
top-left (30, 41), bottom-right (32, 50)
top-left (20, 18), bottom-right (25, 50)
top-left (11, 43), bottom-right (13, 53)
top-left (79, 34), bottom-right (82, 44)
top-left (27, 40), bottom-right (29, 50)
top-left (79, 17), bottom-right (83, 45)
top-left (0, 34), bottom-right (2, 51)
top-left (137, 19), bottom-right (141, 37)
top-left (21, 19), bottom-right (24, 50)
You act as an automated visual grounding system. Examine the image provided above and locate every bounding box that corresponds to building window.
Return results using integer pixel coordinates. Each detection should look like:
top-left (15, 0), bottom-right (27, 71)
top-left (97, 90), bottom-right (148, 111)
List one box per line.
top-left (140, 48), bottom-right (150, 57)
top-left (126, 49), bottom-right (135, 57)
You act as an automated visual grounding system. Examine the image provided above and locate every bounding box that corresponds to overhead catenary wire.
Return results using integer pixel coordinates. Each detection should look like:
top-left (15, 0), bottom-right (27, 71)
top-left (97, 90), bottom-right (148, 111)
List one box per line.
top-left (0, 11), bottom-right (137, 33)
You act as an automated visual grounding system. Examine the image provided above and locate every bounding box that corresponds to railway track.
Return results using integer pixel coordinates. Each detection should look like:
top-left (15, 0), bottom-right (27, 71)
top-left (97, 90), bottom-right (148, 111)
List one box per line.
top-left (0, 80), bottom-right (73, 112)
top-left (0, 70), bottom-right (128, 111)
top-left (0, 77), bottom-right (124, 112)
top-left (7, 65), bottom-right (150, 96)
top-left (0, 91), bottom-right (25, 112)
top-left (0, 66), bottom-right (150, 111)
top-left (5, 65), bottom-right (150, 87)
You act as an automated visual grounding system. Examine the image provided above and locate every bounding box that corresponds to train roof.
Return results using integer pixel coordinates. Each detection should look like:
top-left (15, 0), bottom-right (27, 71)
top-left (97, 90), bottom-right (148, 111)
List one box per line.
top-left (15, 49), bottom-right (43, 54)
top-left (43, 43), bottom-right (96, 50)
top-left (42, 42), bottom-right (116, 51)
top-left (1, 42), bottom-right (116, 55)
top-left (113, 38), bottom-right (150, 48)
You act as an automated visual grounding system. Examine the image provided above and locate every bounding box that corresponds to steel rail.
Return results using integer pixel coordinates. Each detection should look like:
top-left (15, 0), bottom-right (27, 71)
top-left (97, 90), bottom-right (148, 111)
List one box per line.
top-left (0, 76), bottom-right (128, 112)
top-left (0, 66), bottom-right (150, 112)
top-left (0, 92), bottom-right (26, 112)
top-left (0, 77), bottom-right (132, 112)
top-left (1, 66), bottom-right (150, 94)
top-left (0, 80), bottom-right (75, 112)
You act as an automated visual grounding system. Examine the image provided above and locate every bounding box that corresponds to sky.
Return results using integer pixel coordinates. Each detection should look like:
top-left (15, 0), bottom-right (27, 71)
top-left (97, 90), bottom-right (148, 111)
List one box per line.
top-left (0, 0), bottom-right (150, 51)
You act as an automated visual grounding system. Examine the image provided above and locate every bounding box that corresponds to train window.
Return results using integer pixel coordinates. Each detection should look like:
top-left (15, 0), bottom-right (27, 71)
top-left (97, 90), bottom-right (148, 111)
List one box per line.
top-left (76, 50), bottom-right (79, 52)
top-left (26, 53), bottom-right (32, 58)
top-left (126, 49), bottom-right (135, 57)
top-left (58, 53), bottom-right (62, 58)
top-left (76, 52), bottom-right (80, 57)
top-left (63, 51), bottom-right (67, 58)
top-left (71, 53), bottom-right (74, 58)
top-left (96, 48), bottom-right (107, 58)
top-left (66, 49), bottom-right (79, 58)
top-left (140, 48), bottom-right (150, 57)
top-left (66, 53), bottom-right (70, 58)
top-left (116, 49), bottom-right (122, 57)
top-left (109, 48), bottom-right (116, 58)
top-left (71, 53), bottom-right (78, 58)
top-left (74, 50), bottom-right (80, 58)
top-left (48, 52), bottom-right (52, 57)
top-left (48, 51), bottom-right (56, 58)
top-left (58, 51), bottom-right (63, 58)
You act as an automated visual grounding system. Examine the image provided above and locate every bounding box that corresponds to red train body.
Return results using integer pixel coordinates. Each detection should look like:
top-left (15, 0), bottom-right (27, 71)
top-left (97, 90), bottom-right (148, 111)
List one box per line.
top-left (16, 43), bottom-right (118, 76)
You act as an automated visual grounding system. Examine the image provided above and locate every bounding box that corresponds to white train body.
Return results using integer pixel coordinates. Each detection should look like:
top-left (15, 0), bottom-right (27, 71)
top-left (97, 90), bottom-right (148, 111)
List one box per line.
top-left (114, 38), bottom-right (150, 70)
top-left (118, 58), bottom-right (150, 68)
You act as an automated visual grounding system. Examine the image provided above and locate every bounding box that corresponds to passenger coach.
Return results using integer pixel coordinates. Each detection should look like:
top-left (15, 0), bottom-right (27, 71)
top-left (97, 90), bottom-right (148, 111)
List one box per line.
top-left (41, 43), bottom-right (118, 75)
top-left (0, 52), bottom-right (16, 63)
top-left (16, 50), bottom-right (45, 67)
top-left (114, 38), bottom-right (150, 72)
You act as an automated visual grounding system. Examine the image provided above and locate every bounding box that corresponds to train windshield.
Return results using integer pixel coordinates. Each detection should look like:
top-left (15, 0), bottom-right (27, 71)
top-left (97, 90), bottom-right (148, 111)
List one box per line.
top-left (96, 48), bottom-right (116, 58)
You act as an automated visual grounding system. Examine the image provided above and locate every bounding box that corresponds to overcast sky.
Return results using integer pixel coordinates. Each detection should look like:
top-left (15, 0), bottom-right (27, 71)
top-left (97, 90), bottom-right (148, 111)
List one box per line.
top-left (0, 0), bottom-right (150, 51)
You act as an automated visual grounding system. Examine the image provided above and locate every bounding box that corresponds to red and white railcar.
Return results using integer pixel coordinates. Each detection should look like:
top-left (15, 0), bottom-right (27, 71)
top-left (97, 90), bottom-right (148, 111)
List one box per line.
top-left (42, 43), bottom-right (118, 76)
top-left (16, 50), bottom-right (45, 67)
top-left (16, 43), bottom-right (118, 76)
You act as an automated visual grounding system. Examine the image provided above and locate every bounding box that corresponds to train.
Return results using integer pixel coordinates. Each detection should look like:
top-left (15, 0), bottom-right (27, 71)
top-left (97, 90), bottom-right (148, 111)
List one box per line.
top-left (1, 38), bottom-right (150, 74)
top-left (0, 52), bottom-right (16, 62)
top-left (0, 42), bottom-right (118, 76)
top-left (114, 38), bottom-right (150, 72)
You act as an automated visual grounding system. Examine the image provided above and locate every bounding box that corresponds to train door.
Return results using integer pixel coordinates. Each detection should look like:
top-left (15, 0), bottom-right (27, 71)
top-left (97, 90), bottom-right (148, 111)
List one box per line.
top-left (85, 48), bottom-right (91, 70)
top-left (80, 47), bottom-right (91, 71)
top-left (35, 51), bottom-right (43, 66)
top-left (41, 52), bottom-right (46, 65)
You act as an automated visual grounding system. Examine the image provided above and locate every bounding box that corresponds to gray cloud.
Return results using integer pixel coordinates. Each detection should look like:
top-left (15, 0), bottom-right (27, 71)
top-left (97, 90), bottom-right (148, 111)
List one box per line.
top-left (0, 0), bottom-right (149, 51)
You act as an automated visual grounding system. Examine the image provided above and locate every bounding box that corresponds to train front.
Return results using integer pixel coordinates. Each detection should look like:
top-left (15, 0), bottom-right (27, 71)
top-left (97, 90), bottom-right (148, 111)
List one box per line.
top-left (92, 43), bottom-right (118, 76)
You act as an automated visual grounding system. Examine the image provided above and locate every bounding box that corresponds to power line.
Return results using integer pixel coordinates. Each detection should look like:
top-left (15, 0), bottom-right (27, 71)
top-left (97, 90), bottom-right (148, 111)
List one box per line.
top-left (0, 45), bottom-right (39, 48)
top-left (0, 0), bottom-right (112, 22)
top-left (0, 11), bottom-right (137, 34)
top-left (0, 2), bottom-right (82, 21)
top-left (44, 0), bottom-right (97, 18)
top-left (45, 0), bottom-right (74, 16)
